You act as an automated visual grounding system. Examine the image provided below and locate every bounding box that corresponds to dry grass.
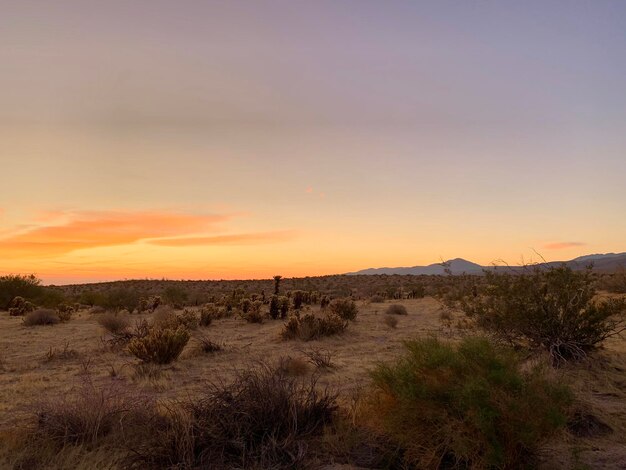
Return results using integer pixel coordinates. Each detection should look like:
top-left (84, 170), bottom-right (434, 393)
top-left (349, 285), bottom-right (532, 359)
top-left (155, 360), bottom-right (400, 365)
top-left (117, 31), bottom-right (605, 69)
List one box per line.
top-left (23, 309), bottom-right (60, 326)
top-left (97, 312), bottom-right (130, 335)
top-left (1, 296), bottom-right (625, 468)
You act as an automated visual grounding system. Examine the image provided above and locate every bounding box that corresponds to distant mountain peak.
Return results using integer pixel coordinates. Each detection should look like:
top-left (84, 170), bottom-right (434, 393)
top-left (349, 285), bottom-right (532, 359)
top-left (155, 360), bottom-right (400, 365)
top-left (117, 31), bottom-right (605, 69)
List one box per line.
top-left (347, 252), bottom-right (626, 276)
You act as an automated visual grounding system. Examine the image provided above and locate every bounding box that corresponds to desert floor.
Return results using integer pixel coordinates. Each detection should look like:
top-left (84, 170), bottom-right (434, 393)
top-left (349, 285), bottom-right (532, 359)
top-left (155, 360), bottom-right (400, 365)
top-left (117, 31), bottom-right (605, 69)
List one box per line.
top-left (1, 297), bottom-right (625, 469)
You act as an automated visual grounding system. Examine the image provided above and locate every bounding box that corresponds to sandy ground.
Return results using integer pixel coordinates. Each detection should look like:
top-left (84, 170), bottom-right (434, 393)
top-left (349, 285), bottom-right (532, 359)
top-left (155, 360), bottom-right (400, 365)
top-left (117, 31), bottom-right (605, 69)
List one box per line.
top-left (1, 297), bottom-right (624, 469)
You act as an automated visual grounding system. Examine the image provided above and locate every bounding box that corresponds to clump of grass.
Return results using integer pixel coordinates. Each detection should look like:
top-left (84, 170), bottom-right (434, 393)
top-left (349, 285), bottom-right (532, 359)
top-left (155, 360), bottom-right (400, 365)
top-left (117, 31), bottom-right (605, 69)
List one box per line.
top-left (361, 337), bottom-right (572, 469)
top-left (385, 304), bottom-right (407, 315)
top-left (302, 348), bottom-right (336, 369)
top-left (33, 375), bottom-right (153, 449)
top-left (97, 312), bottom-right (130, 335)
top-left (384, 315), bottom-right (398, 329)
top-left (128, 327), bottom-right (190, 364)
top-left (129, 363), bottom-right (338, 469)
top-left (44, 341), bottom-right (79, 362)
top-left (329, 299), bottom-right (358, 321)
top-left (196, 334), bottom-right (223, 353)
top-left (281, 313), bottom-right (348, 341)
top-left (23, 309), bottom-right (60, 327)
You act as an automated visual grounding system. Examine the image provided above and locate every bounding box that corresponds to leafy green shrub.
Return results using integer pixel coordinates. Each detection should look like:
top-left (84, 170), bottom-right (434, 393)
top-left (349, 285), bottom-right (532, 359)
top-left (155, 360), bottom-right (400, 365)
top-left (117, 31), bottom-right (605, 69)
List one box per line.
top-left (23, 309), bottom-right (60, 326)
top-left (329, 298), bottom-right (358, 321)
top-left (385, 304), bottom-right (407, 315)
top-left (100, 288), bottom-right (139, 312)
top-left (128, 327), bottom-right (190, 364)
top-left (364, 337), bottom-right (572, 469)
top-left (0, 274), bottom-right (43, 310)
top-left (460, 266), bottom-right (626, 364)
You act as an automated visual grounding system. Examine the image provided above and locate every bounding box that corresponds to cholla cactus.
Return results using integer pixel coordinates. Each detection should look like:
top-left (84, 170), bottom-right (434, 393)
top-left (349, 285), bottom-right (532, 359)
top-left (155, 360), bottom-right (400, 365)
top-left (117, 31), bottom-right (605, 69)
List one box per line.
top-left (8, 296), bottom-right (36, 316)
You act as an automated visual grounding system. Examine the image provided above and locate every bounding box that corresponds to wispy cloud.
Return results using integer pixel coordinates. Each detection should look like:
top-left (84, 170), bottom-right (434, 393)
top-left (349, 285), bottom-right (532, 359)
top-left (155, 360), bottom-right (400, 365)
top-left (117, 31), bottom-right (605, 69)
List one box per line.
top-left (148, 230), bottom-right (297, 247)
top-left (543, 241), bottom-right (587, 250)
top-left (0, 210), bottom-right (231, 257)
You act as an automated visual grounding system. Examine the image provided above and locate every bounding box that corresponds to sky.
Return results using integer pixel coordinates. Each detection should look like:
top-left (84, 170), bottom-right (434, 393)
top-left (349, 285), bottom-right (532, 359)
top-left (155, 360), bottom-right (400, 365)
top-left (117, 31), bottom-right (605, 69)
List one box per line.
top-left (1, 1), bottom-right (625, 284)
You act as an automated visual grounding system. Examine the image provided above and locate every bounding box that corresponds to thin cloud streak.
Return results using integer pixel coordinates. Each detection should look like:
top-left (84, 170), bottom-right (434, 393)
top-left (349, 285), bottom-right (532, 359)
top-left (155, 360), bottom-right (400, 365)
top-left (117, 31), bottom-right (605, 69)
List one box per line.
top-left (544, 241), bottom-right (587, 250)
top-left (148, 230), bottom-right (297, 247)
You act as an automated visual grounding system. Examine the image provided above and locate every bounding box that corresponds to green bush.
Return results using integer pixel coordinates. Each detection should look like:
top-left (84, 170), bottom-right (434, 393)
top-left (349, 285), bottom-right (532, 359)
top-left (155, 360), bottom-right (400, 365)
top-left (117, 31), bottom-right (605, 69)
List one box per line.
top-left (0, 274), bottom-right (43, 310)
top-left (128, 327), bottom-right (190, 364)
top-left (364, 337), bottom-right (572, 469)
top-left (329, 298), bottom-right (358, 321)
top-left (100, 288), bottom-right (139, 312)
top-left (460, 265), bottom-right (626, 364)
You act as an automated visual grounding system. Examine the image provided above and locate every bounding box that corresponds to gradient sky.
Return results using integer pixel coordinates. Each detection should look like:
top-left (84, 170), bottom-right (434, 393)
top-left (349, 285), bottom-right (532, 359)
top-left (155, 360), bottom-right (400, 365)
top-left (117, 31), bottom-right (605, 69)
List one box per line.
top-left (1, 1), bottom-right (625, 284)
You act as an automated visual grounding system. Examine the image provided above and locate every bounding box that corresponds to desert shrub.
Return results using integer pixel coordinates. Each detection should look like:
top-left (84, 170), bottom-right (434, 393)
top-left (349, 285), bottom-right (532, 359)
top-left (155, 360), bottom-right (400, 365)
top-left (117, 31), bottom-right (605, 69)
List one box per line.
top-left (55, 303), bottom-right (75, 322)
top-left (199, 305), bottom-right (215, 327)
top-left (178, 308), bottom-right (199, 330)
top-left (370, 294), bottom-right (385, 303)
top-left (363, 337), bottom-right (572, 469)
top-left (138, 295), bottom-right (162, 313)
top-left (292, 290), bottom-right (306, 310)
top-left (100, 288), bottom-right (139, 312)
top-left (34, 375), bottom-right (152, 448)
top-left (269, 295), bottom-right (281, 319)
top-left (384, 315), bottom-right (398, 329)
top-left (128, 327), bottom-right (190, 364)
top-left (36, 287), bottom-right (67, 309)
top-left (597, 269), bottom-right (626, 294)
top-left (320, 295), bottom-right (331, 309)
top-left (243, 300), bottom-right (264, 323)
top-left (409, 284), bottom-right (426, 299)
top-left (0, 274), bottom-right (43, 310)
top-left (282, 313), bottom-right (348, 341)
top-left (385, 304), bottom-right (407, 315)
top-left (460, 265), bottom-right (626, 364)
top-left (302, 348), bottom-right (336, 369)
top-left (97, 312), bottom-right (130, 335)
top-left (240, 298), bottom-right (252, 313)
top-left (164, 285), bottom-right (188, 308)
top-left (196, 334), bottom-right (223, 353)
top-left (279, 295), bottom-right (290, 319)
top-left (7, 296), bottom-right (36, 316)
top-left (23, 309), bottom-right (60, 326)
top-left (89, 305), bottom-right (106, 314)
top-left (329, 298), bottom-right (358, 321)
top-left (130, 363), bottom-right (337, 469)
top-left (44, 341), bottom-right (79, 362)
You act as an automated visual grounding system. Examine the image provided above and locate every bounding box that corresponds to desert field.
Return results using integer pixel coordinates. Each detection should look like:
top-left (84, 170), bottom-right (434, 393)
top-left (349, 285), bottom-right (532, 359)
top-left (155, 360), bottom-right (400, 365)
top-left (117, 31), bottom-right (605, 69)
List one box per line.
top-left (1, 288), bottom-right (625, 469)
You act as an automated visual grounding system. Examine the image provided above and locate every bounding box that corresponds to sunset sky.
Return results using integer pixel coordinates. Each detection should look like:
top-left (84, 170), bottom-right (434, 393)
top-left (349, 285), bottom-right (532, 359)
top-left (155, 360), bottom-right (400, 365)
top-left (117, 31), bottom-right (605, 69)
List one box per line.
top-left (1, 1), bottom-right (625, 284)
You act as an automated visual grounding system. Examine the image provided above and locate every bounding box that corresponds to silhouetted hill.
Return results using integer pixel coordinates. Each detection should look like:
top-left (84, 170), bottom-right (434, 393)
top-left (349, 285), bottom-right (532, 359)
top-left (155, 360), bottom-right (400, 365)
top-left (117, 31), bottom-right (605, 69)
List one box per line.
top-left (348, 252), bottom-right (626, 275)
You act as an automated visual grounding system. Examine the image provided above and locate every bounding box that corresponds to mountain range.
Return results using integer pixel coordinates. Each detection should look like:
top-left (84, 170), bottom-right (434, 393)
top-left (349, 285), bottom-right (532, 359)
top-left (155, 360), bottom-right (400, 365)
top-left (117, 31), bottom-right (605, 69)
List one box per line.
top-left (347, 252), bottom-right (626, 276)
